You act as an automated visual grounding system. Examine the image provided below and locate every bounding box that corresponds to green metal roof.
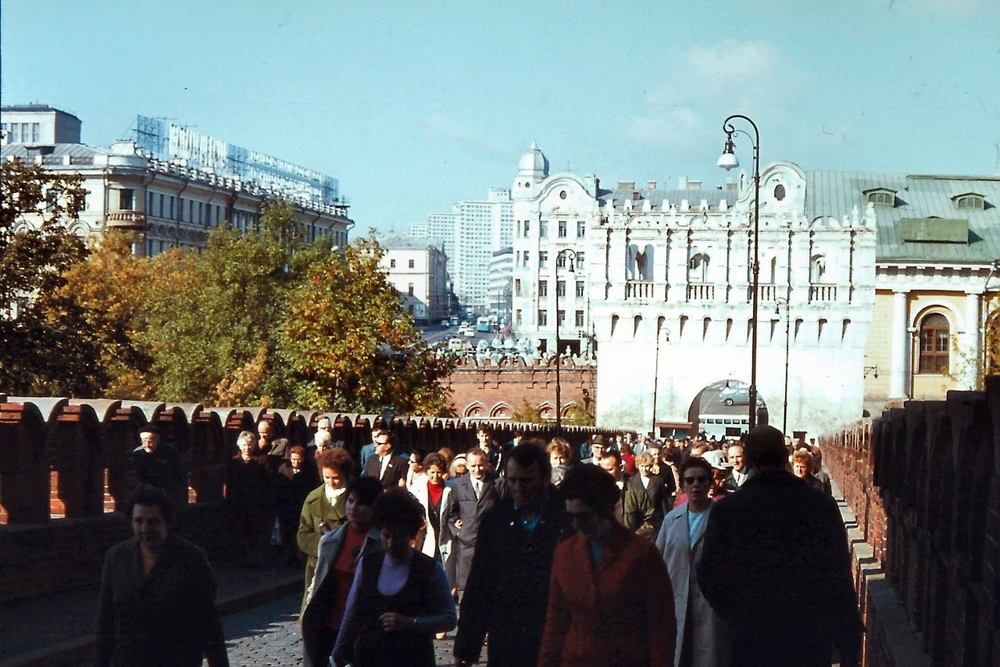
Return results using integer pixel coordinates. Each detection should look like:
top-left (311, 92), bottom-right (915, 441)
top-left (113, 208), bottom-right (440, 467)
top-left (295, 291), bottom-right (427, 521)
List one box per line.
top-left (805, 171), bottom-right (1000, 265)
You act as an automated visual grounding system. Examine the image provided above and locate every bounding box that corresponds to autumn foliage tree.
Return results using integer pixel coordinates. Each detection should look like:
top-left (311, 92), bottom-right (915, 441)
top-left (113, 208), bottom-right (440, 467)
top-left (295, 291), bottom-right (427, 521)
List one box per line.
top-left (280, 236), bottom-right (454, 415)
top-left (52, 199), bottom-right (454, 415)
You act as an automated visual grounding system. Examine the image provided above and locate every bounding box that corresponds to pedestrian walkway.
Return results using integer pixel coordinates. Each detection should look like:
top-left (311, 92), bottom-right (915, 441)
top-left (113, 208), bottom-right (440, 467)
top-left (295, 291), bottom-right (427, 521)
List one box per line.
top-left (0, 558), bottom-right (303, 667)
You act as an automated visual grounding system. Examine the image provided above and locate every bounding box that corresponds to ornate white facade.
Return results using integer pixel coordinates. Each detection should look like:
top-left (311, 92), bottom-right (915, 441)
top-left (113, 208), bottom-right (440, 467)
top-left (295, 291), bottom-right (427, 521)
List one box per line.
top-left (511, 143), bottom-right (878, 436)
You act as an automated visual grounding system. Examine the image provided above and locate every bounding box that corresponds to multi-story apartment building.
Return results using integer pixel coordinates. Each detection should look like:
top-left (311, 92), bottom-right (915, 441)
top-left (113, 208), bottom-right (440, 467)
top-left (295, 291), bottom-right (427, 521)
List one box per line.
top-left (1, 108), bottom-right (353, 256)
top-left (487, 247), bottom-right (513, 327)
top-left (412, 188), bottom-right (513, 314)
top-left (378, 234), bottom-right (451, 324)
top-left (511, 141), bottom-right (1000, 436)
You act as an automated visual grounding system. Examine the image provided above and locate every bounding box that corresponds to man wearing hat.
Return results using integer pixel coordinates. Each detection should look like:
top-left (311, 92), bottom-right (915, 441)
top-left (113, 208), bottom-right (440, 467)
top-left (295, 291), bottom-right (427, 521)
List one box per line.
top-left (581, 435), bottom-right (607, 466)
top-left (132, 424), bottom-right (188, 506)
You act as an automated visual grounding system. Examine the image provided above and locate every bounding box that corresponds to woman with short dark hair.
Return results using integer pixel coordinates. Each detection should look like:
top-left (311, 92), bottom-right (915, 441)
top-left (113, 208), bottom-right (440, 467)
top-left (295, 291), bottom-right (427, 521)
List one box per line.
top-left (332, 489), bottom-right (457, 667)
top-left (538, 465), bottom-right (675, 666)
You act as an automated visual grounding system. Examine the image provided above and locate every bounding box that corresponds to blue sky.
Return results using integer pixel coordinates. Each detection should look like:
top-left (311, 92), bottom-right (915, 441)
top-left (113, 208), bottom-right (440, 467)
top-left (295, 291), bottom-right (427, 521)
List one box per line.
top-left (3, 0), bottom-right (998, 233)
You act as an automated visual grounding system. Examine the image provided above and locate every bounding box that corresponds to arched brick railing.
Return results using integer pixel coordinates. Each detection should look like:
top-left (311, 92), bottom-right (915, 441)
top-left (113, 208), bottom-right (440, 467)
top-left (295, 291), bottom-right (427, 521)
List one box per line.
top-left (821, 378), bottom-right (1000, 667)
top-left (0, 396), bottom-right (621, 603)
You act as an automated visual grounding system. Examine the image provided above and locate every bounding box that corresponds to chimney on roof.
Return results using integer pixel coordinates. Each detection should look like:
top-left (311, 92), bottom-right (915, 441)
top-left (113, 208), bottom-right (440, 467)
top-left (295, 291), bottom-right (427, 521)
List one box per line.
top-left (678, 176), bottom-right (688, 190)
top-left (632, 191), bottom-right (640, 201)
top-left (687, 180), bottom-right (702, 191)
top-left (726, 177), bottom-right (737, 191)
top-left (646, 180), bottom-right (657, 191)
top-left (617, 181), bottom-right (635, 191)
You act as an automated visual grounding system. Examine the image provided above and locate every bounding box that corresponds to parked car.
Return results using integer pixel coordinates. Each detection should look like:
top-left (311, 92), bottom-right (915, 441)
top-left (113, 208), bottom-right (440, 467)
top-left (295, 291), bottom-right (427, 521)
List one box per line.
top-left (719, 385), bottom-right (764, 407)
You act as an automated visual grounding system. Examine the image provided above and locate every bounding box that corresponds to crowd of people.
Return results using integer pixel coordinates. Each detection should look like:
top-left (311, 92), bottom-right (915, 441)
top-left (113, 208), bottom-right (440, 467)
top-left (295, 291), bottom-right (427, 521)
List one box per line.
top-left (98, 418), bottom-right (862, 667)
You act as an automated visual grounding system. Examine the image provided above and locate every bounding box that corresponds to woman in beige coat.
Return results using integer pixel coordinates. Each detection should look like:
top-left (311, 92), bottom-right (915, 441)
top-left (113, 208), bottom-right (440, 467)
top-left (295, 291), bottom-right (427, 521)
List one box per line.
top-left (655, 457), bottom-right (726, 667)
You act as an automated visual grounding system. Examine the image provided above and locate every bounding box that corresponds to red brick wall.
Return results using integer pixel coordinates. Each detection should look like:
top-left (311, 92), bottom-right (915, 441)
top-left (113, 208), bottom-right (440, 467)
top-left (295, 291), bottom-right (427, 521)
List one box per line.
top-left (443, 358), bottom-right (596, 420)
top-left (822, 378), bottom-right (1000, 667)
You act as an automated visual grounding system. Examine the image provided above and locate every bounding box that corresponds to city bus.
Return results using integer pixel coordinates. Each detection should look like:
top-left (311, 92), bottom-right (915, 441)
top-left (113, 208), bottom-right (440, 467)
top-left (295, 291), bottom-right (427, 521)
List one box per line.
top-left (476, 316), bottom-right (491, 332)
top-left (697, 413), bottom-right (750, 440)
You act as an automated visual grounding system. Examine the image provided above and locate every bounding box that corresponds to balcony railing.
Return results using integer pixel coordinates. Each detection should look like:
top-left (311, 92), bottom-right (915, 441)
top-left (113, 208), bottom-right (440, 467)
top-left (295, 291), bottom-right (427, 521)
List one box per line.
top-left (687, 283), bottom-right (715, 301)
top-left (626, 280), bottom-right (656, 299)
top-left (106, 211), bottom-right (147, 229)
top-left (810, 284), bottom-right (837, 302)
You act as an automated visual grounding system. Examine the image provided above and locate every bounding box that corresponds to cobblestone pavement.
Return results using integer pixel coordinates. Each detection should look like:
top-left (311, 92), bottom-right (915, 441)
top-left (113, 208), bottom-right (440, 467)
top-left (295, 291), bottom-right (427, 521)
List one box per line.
top-left (219, 593), bottom-right (461, 666)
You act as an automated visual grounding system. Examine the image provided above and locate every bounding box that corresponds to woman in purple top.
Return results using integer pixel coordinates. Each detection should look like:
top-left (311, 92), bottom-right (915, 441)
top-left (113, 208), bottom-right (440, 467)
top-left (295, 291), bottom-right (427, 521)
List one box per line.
top-left (332, 488), bottom-right (456, 667)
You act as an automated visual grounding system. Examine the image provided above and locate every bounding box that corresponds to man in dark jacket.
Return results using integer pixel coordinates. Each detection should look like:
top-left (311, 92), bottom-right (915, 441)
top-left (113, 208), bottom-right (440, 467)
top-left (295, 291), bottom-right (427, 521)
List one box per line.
top-left (697, 425), bottom-right (862, 667)
top-left (453, 441), bottom-right (574, 667)
top-left (132, 424), bottom-right (187, 507)
top-left (95, 485), bottom-right (228, 667)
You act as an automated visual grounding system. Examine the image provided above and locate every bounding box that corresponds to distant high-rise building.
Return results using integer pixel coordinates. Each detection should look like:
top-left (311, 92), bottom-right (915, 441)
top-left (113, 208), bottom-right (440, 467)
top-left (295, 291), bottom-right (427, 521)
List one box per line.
top-left (488, 247), bottom-right (514, 326)
top-left (411, 188), bottom-right (513, 313)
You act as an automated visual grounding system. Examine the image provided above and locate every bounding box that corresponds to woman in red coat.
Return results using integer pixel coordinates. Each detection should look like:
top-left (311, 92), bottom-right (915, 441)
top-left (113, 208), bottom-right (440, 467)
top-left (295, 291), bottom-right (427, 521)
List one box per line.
top-left (538, 464), bottom-right (676, 667)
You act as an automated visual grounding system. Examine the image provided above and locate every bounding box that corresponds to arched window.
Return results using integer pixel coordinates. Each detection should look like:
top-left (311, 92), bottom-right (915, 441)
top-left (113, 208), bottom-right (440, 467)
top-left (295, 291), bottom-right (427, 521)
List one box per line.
top-left (689, 253), bottom-right (710, 282)
top-left (918, 313), bottom-right (950, 374)
top-left (810, 255), bottom-right (826, 283)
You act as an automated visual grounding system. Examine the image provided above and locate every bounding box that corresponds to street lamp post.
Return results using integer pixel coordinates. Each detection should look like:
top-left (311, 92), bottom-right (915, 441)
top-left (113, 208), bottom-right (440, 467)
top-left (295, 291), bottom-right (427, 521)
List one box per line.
top-left (719, 114), bottom-right (761, 429)
top-left (554, 248), bottom-right (577, 434)
top-left (651, 319), bottom-right (669, 437)
top-left (775, 297), bottom-right (791, 434)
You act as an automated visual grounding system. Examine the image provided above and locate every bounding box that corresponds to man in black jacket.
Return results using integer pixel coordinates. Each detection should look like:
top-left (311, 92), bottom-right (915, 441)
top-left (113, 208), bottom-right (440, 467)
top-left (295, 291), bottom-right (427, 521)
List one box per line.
top-left (95, 485), bottom-right (228, 667)
top-left (361, 430), bottom-right (407, 489)
top-left (453, 441), bottom-right (574, 667)
top-left (697, 425), bottom-right (862, 667)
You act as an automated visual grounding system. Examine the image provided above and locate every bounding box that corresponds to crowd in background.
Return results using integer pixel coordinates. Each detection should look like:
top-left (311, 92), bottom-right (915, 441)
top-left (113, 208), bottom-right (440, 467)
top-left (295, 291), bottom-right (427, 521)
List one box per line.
top-left (117, 417), bottom-right (858, 667)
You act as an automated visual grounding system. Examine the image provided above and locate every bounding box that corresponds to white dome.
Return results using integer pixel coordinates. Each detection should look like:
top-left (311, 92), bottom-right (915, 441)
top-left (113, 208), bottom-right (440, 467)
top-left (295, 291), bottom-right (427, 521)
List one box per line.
top-left (518, 141), bottom-right (549, 178)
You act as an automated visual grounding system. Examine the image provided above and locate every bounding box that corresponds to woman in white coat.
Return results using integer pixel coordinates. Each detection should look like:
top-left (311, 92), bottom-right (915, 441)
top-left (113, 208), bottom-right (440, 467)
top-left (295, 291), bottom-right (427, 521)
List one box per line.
top-left (655, 457), bottom-right (726, 667)
top-left (410, 452), bottom-right (453, 574)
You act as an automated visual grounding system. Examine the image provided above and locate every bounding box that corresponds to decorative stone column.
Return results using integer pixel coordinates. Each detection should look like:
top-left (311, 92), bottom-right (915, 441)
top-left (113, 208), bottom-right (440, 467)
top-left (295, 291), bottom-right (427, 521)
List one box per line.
top-left (890, 290), bottom-right (909, 398)
top-left (965, 291), bottom-right (982, 387)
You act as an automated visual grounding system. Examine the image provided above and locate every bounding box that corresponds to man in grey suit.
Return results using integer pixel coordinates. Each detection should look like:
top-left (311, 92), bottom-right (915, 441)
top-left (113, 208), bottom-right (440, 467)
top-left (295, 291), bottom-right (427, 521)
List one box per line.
top-left (447, 448), bottom-right (500, 597)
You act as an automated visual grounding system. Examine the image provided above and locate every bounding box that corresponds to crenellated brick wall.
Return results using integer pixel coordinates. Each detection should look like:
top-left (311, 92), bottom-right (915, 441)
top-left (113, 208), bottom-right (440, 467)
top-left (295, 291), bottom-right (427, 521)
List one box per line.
top-left (821, 377), bottom-right (1000, 667)
top-left (0, 397), bottom-right (615, 603)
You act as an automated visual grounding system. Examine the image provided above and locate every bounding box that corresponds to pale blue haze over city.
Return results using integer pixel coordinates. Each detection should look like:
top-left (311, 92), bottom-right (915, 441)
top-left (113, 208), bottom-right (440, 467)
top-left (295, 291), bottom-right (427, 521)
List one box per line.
top-left (2, 0), bottom-right (998, 233)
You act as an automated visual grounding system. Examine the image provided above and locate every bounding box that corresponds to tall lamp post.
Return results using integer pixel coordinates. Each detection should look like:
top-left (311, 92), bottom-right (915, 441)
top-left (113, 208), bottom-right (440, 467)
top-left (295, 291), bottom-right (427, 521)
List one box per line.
top-left (775, 297), bottom-right (791, 435)
top-left (718, 114), bottom-right (761, 429)
top-left (554, 248), bottom-right (577, 434)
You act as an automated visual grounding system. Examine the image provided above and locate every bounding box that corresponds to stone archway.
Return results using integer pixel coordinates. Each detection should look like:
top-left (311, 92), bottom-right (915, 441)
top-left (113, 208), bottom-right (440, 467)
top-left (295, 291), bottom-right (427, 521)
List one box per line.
top-left (686, 379), bottom-right (769, 440)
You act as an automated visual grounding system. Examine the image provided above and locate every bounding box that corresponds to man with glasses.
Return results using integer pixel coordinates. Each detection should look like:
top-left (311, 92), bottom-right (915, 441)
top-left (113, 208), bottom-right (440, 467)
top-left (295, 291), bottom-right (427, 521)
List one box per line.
top-left (361, 430), bottom-right (407, 489)
top-left (656, 457), bottom-right (724, 667)
top-left (698, 425), bottom-right (862, 667)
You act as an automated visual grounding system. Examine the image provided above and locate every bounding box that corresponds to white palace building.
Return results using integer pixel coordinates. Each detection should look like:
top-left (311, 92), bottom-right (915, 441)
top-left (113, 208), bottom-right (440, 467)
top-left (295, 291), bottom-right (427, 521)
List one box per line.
top-left (510, 142), bottom-right (1000, 438)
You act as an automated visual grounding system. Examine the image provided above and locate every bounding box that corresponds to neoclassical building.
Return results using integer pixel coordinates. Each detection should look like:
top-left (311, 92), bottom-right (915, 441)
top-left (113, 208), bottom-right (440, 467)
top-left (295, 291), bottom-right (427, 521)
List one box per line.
top-left (512, 143), bottom-right (1000, 437)
top-left (2, 107), bottom-right (353, 256)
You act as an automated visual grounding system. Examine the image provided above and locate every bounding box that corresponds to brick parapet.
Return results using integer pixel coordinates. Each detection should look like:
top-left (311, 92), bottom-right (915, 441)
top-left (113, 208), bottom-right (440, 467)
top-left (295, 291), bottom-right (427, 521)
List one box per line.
top-left (822, 377), bottom-right (1000, 666)
top-left (0, 397), bottom-right (622, 603)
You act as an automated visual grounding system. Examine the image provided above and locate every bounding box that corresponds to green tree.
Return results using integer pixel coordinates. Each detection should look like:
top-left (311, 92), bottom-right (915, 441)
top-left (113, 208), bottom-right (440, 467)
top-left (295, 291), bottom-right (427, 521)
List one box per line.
top-left (0, 158), bottom-right (102, 395)
top-left (140, 199), bottom-right (312, 405)
top-left (511, 400), bottom-right (545, 424)
top-left (280, 235), bottom-right (455, 415)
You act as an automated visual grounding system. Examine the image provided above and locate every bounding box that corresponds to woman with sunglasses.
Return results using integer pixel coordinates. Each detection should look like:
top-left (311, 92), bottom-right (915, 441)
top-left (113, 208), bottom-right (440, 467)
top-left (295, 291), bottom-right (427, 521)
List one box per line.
top-left (300, 477), bottom-right (384, 667)
top-left (655, 457), bottom-right (725, 667)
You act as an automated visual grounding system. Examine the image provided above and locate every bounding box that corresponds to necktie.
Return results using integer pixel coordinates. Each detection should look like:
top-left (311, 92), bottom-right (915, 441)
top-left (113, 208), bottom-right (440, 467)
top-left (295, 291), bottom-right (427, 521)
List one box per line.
top-left (473, 480), bottom-right (481, 499)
